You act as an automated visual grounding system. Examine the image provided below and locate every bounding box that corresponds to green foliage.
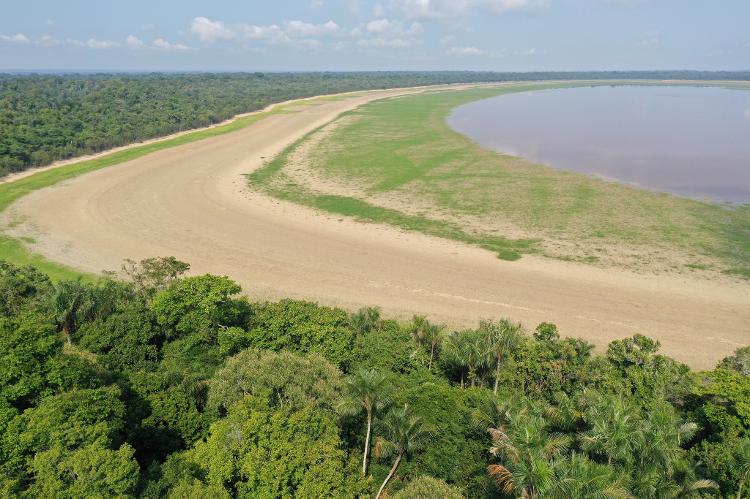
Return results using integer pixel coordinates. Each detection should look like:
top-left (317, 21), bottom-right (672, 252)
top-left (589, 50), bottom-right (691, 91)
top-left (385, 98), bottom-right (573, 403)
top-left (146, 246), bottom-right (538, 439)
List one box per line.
top-left (208, 349), bottom-right (342, 415)
top-left (121, 256), bottom-right (190, 295)
top-left (694, 368), bottom-right (750, 435)
top-left (392, 475), bottom-right (465, 499)
top-left (246, 299), bottom-right (355, 368)
top-left (5, 71), bottom-right (732, 176)
top-left (0, 71), bottom-right (558, 175)
top-left (603, 334), bottom-right (693, 404)
top-left (508, 325), bottom-right (595, 397)
top-left (44, 352), bottom-right (104, 393)
top-left (0, 262), bottom-right (747, 497)
top-left (152, 275), bottom-right (247, 337)
top-left (0, 260), bottom-right (53, 315)
top-left (408, 315), bottom-right (444, 371)
top-left (0, 312), bottom-right (62, 408)
top-left (1, 386), bottom-right (125, 486)
top-left (77, 305), bottom-right (162, 371)
top-left (374, 403), bottom-right (430, 499)
top-left (339, 368), bottom-right (390, 476)
top-left (27, 442), bottom-right (139, 497)
top-left (184, 395), bottom-right (363, 497)
top-left (718, 346), bottom-right (750, 376)
top-left (350, 319), bottom-right (428, 373)
top-left (388, 371), bottom-right (491, 494)
top-left (349, 306), bottom-right (382, 335)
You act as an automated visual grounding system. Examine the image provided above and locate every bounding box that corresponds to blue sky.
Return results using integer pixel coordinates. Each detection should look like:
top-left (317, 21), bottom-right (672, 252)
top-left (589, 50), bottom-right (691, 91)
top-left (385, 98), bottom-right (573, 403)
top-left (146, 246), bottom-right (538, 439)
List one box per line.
top-left (1, 0), bottom-right (748, 71)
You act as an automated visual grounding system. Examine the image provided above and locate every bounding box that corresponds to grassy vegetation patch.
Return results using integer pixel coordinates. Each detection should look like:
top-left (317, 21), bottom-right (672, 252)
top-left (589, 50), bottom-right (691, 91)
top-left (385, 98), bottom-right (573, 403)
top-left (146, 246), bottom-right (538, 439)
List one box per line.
top-left (250, 82), bottom-right (750, 277)
top-left (0, 234), bottom-right (88, 281)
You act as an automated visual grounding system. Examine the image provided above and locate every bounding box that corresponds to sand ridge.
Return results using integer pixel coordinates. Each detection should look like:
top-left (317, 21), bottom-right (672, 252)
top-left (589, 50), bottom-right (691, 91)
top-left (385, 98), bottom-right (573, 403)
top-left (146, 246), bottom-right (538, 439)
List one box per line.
top-left (3, 84), bottom-right (748, 369)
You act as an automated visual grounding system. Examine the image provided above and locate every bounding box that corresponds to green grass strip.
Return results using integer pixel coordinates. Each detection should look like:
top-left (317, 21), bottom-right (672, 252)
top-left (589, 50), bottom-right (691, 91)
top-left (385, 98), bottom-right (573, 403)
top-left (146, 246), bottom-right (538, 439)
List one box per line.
top-left (0, 104), bottom-right (286, 279)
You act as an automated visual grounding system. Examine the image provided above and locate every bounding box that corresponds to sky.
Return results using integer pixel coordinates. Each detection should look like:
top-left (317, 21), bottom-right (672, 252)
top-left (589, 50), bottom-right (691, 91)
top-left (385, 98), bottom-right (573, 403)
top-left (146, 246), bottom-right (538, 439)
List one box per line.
top-left (0, 0), bottom-right (748, 72)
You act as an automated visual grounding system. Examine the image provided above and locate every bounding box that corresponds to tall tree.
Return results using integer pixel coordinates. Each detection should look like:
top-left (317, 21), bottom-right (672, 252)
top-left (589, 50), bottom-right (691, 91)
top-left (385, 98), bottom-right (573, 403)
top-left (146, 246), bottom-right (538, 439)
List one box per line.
top-left (409, 315), bottom-right (444, 371)
top-left (443, 329), bottom-right (491, 388)
top-left (339, 369), bottom-right (390, 475)
top-left (374, 405), bottom-right (428, 499)
top-left (481, 319), bottom-right (525, 394)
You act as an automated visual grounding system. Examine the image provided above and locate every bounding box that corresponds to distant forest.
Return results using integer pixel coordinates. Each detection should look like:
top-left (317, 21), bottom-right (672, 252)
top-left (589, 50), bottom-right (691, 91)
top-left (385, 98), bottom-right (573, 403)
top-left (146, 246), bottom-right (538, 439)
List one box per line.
top-left (1, 70), bottom-right (749, 177)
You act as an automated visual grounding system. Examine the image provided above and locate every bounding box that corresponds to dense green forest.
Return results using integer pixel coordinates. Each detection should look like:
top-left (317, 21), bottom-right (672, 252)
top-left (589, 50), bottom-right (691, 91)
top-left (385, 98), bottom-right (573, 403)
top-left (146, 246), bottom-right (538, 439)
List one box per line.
top-left (2, 70), bottom-right (749, 176)
top-left (0, 257), bottom-right (748, 497)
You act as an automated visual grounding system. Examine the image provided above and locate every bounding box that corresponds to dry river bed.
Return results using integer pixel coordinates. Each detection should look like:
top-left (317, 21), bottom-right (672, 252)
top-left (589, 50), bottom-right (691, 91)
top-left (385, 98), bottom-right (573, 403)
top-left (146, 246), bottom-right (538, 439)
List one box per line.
top-left (3, 85), bottom-right (748, 370)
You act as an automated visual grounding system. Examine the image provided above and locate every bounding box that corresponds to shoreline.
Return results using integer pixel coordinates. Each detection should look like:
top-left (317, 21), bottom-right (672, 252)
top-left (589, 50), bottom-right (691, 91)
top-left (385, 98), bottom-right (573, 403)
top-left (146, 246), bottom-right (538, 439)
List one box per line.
top-left (2, 81), bottom-right (747, 369)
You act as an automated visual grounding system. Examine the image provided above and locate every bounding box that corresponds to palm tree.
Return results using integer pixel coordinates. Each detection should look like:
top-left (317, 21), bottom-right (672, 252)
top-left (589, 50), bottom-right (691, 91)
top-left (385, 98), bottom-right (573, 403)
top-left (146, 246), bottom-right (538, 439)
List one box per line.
top-left (667, 460), bottom-right (719, 498)
top-left (373, 405), bottom-right (428, 499)
top-left (734, 439), bottom-right (750, 499)
top-left (580, 394), bottom-right (638, 466)
top-left (442, 330), bottom-right (472, 388)
top-left (338, 369), bottom-right (389, 476)
top-left (634, 402), bottom-right (697, 472)
top-left (488, 414), bottom-right (571, 498)
top-left (629, 402), bottom-right (701, 498)
top-left (481, 319), bottom-right (525, 394)
top-left (550, 453), bottom-right (633, 498)
top-left (409, 315), bottom-right (444, 370)
top-left (349, 306), bottom-right (382, 335)
top-left (51, 279), bottom-right (91, 343)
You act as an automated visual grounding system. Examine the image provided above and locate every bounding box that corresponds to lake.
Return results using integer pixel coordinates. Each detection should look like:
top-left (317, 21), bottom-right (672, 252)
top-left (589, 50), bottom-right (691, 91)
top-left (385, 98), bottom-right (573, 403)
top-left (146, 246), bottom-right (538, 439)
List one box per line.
top-left (447, 85), bottom-right (750, 204)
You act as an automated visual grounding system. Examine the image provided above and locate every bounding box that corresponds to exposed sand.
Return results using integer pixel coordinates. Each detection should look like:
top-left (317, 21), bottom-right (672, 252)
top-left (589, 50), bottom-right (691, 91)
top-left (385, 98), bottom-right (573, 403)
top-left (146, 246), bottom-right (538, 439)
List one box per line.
top-left (3, 85), bottom-right (748, 370)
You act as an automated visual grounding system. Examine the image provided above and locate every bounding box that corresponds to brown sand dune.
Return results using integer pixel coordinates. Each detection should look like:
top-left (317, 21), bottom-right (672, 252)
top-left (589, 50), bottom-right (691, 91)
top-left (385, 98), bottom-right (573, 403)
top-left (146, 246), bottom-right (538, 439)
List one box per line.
top-left (3, 86), bottom-right (748, 369)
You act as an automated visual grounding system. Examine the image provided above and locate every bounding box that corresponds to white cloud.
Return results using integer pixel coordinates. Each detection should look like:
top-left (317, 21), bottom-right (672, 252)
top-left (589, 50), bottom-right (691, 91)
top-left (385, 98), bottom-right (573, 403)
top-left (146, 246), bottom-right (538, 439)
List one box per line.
top-left (355, 18), bottom-right (423, 49)
top-left (358, 37), bottom-right (409, 48)
top-left (285, 20), bottom-right (340, 37)
top-left (125, 35), bottom-right (145, 48)
top-left (152, 38), bottom-right (190, 51)
top-left (190, 16), bottom-right (345, 47)
top-left (390, 0), bottom-right (548, 19)
top-left (125, 35), bottom-right (189, 51)
top-left (366, 18), bottom-right (396, 34)
top-left (239, 24), bottom-right (289, 43)
top-left (191, 16), bottom-right (235, 42)
top-left (72, 38), bottom-right (120, 49)
top-left (447, 46), bottom-right (484, 55)
top-left (0, 33), bottom-right (30, 44)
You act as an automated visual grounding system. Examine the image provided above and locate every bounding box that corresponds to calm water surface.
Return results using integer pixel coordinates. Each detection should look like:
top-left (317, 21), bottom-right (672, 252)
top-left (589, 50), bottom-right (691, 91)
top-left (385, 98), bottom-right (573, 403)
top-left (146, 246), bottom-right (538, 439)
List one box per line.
top-left (447, 86), bottom-right (750, 203)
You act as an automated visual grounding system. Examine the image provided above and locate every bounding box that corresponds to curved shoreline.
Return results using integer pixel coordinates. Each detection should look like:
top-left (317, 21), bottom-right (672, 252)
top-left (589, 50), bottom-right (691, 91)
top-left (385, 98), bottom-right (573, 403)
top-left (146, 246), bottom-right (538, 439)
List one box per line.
top-left (1, 81), bottom-right (748, 369)
top-left (446, 84), bottom-right (750, 205)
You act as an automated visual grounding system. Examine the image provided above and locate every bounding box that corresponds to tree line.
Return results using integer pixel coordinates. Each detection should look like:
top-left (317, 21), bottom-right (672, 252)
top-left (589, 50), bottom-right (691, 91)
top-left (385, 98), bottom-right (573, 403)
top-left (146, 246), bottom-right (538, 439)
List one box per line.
top-left (0, 257), bottom-right (748, 497)
top-left (2, 70), bottom-right (749, 176)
